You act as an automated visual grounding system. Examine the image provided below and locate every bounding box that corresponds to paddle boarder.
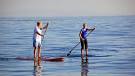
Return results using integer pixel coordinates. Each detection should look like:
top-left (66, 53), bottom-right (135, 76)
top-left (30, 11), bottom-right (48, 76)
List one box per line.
top-left (33, 21), bottom-right (48, 66)
top-left (79, 23), bottom-right (95, 60)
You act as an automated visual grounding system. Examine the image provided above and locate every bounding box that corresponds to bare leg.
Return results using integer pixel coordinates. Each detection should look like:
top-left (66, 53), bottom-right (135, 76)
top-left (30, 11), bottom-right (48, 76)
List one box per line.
top-left (81, 48), bottom-right (84, 60)
top-left (81, 39), bottom-right (85, 60)
top-left (38, 47), bottom-right (41, 66)
top-left (34, 47), bottom-right (36, 66)
top-left (85, 39), bottom-right (88, 61)
top-left (86, 56), bottom-right (88, 63)
top-left (86, 48), bottom-right (88, 60)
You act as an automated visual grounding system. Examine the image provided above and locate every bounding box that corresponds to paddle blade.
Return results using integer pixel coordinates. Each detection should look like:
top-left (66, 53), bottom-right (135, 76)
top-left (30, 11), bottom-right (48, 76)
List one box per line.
top-left (67, 53), bottom-right (70, 56)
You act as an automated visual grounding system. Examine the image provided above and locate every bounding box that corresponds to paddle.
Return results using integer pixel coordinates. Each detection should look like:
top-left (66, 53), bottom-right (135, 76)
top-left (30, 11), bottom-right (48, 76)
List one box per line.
top-left (42, 22), bottom-right (49, 41)
top-left (67, 27), bottom-right (95, 56)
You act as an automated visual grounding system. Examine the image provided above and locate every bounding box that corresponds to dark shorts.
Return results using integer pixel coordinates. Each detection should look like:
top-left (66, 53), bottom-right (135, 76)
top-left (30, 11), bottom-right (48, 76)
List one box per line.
top-left (80, 39), bottom-right (88, 49)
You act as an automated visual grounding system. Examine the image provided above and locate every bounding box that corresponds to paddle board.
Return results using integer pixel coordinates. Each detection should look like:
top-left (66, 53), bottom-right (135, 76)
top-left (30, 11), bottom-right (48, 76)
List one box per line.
top-left (16, 57), bottom-right (64, 62)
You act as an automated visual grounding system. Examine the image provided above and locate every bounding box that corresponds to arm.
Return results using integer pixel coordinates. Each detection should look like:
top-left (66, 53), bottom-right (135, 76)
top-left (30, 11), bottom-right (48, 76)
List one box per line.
top-left (35, 26), bottom-right (44, 36)
top-left (36, 31), bottom-right (43, 36)
top-left (87, 25), bottom-right (95, 31)
top-left (79, 30), bottom-right (84, 40)
top-left (87, 28), bottom-right (95, 31)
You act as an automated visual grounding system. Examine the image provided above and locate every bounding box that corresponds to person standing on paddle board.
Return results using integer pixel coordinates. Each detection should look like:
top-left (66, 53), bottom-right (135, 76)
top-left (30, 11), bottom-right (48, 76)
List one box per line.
top-left (79, 23), bottom-right (95, 60)
top-left (33, 21), bottom-right (48, 66)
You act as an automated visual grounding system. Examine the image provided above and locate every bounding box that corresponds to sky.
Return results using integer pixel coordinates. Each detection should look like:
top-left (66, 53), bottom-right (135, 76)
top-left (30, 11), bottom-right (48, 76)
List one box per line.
top-left (0, 0), bottom-right (135, 17)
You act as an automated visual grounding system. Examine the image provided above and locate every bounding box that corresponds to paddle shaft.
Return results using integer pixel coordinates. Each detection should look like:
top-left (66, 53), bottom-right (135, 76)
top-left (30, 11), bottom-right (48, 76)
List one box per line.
top-left (67, 28), bottom-right (95, 56)
top-left (42, 23), bottom-right (49, 41)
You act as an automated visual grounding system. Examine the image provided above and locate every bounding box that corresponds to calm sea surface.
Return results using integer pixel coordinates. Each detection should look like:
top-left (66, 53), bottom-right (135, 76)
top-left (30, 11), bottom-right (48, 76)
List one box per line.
top-left (0, 16), bottom-right (135, 76)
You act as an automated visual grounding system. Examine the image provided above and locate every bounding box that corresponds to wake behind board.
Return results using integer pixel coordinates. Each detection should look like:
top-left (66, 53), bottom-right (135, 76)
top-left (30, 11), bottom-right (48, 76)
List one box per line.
top-left (16, 57), bottom-right (64, 62)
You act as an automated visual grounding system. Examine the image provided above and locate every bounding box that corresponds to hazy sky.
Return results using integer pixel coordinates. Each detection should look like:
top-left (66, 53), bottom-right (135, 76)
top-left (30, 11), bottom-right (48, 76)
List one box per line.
top-left (0, 0), bottom-right (135, 17)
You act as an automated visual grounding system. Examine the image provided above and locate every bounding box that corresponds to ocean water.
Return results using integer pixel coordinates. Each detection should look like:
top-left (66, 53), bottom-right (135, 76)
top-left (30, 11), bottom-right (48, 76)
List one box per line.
top-left (0, 16), bottom-right (135, 76)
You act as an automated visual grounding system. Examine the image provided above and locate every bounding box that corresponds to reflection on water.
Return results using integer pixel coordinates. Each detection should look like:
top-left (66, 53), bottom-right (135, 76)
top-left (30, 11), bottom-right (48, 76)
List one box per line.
top-left (81, 58), bottom-right (89, 76)
top-left (33, 66), bottom-right (42, 76)
top-left (33, 59), bottom-right (42, 76)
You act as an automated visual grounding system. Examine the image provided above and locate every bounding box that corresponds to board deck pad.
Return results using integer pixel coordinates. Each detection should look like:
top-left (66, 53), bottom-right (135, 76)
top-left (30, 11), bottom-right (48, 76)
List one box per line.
top-left (16, 57), bottom-right (64, 62)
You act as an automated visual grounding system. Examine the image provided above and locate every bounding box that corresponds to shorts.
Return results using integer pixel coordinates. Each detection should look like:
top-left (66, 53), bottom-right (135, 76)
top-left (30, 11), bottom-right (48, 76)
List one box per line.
top-left (33, 40), bottom-right (41, 48)
top-left (80, 38), bottom-right (88, 49)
